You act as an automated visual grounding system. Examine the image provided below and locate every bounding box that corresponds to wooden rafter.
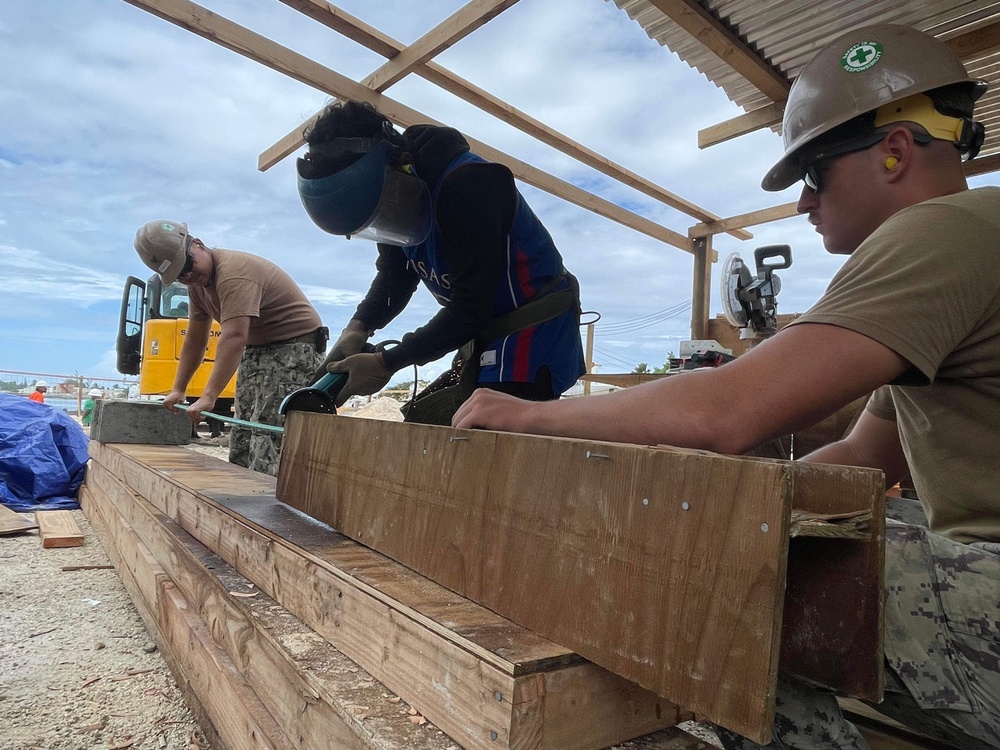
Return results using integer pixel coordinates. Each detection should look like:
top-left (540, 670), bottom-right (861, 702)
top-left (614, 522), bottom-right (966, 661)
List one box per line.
top-left (125, 0), bottom-right (695, 252)
top-left (261, 0), bottom-right (519, 172)
top-left (646, 0), bottom-right (789, 101)
top-left (265, 0), bottom-right (752, 240)
top-left (689, 201), bottom-right (798, 238)
top-left (697, 20), bottom-right (1000, 150)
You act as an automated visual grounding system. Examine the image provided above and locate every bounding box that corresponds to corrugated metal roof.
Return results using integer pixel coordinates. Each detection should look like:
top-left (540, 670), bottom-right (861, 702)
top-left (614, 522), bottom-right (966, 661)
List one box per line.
top-left (610, 0), bottom-right (1000, 158)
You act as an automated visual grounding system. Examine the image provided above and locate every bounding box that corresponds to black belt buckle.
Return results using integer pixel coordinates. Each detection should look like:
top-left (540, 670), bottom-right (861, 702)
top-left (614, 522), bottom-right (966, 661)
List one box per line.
top-left (315, 326), bottom-right (329, 354)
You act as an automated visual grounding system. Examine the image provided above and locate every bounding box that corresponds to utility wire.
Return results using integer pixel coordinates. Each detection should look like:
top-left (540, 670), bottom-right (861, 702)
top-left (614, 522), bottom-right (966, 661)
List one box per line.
top-left (595, 300), bottom-right (691, 334)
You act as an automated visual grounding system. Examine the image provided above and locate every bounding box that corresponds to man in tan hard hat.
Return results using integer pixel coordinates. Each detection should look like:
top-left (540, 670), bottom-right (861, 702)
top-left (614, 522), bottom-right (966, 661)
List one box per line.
top-left (455, 24), bottom-right (1000, 749)
top-left (134, 220), bottom-right (326, 476)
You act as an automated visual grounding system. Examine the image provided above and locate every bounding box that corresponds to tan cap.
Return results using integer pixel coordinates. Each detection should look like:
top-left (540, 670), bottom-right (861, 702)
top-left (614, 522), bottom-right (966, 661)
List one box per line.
top-left (134, 220), bottom-right (191, 284)
top-left (763, 24), bottom-right (987, 191)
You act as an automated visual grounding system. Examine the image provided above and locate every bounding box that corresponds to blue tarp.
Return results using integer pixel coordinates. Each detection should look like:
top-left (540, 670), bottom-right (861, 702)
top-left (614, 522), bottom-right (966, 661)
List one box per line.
top-left (0, 393), bottom-right (89, 512)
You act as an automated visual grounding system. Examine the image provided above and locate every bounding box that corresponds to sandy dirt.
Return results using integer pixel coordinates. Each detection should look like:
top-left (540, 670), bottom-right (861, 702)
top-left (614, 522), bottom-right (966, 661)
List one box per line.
top-left (0, 508), bottom-right (209, 750)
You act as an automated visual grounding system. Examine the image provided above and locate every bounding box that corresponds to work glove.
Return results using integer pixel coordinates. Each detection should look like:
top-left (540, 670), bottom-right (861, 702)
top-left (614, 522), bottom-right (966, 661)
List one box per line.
top-left (311, 326), bottom-right (370, 382)
top-left (328, 352), bottom-right (393, 407)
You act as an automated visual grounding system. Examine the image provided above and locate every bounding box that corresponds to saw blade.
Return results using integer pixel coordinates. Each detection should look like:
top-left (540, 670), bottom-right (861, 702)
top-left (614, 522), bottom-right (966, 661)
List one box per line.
top-left (720, 252), bottom-right (748, 327)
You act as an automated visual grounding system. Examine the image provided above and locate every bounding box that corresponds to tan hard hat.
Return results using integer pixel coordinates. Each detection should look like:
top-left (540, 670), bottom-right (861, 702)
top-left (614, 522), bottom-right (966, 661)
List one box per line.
top-left (134, 220), bottom-right (191, 285)
top-left (762, 24), bottom-right (987, 191)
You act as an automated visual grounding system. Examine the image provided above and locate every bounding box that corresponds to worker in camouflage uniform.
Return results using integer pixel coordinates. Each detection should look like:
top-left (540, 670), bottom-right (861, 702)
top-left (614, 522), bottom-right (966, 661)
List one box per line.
top-left (134, 221), bottom-right (325, 476)
top-left (455, 24), bottom-right (1000, 749)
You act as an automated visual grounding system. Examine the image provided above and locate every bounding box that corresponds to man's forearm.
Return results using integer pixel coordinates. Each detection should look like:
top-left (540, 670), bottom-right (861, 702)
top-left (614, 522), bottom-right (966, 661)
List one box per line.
top-left (173, 323), bottom-right (211, 393)
top-left (203, 333), bottom-right (245, 401)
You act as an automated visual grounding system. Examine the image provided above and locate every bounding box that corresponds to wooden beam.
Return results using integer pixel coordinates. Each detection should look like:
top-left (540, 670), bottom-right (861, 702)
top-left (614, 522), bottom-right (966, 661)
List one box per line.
top-left (268, 0), bottom-right (752, 240)
top-left (89, 441), bottom-right (682, 750)
top-left (690, 236), bottom-right (712, 339)
top-left (277, 415), bottom-right (886, 743)
top-left (364, 0), bottom-right (520, 93)
top-left (698, 100), bottom-right (784, 149)
top-left (696, 22), bottom-right (1000, 149)
top-left (83, 463), bottom-right (449, 750)
top-left (689, 201), bottom-right (798, 238)
top-left (125, 0), bottom-right (694, 252)
top-left (267, 0), bottom-right (520, 172)
top-left (944, 20), bottom-right (1000, 59)
top-left (963, 152), bottom-right (1000, 178)
top-left (82, 485), bottom-right (296, 750)
top-left (646, 0), bottom-right (788, 101)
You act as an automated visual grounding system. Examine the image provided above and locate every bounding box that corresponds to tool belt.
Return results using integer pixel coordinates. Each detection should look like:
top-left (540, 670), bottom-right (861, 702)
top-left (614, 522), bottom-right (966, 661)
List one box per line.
top-left (249, 327), bottom-right (329, 353)
top-left (401, 272), bottom-right (579, 426)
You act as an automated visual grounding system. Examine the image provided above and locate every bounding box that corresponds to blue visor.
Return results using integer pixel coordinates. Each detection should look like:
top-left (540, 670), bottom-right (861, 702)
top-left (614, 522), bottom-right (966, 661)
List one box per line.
top-left (297, 140), bottom-right (432, 246)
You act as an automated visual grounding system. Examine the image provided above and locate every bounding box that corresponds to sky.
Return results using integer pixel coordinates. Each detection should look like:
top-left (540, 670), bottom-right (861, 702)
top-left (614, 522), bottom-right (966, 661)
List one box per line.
top-left (2, 1), bottom-right (994, 388)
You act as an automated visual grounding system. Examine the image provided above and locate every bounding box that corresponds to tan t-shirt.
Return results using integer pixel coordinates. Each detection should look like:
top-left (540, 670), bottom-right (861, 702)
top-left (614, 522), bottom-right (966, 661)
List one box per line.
top-left (790, 187), bottom-right (1000, 543)
top-left (188, 249), bottom-right (322, 347)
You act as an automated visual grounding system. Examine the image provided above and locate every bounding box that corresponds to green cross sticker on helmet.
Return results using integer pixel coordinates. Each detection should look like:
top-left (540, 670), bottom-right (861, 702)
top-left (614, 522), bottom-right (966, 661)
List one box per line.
top-left (841, 41), bottom-right (883, 73)
top-left (761, 23), bottom-right (988, 192)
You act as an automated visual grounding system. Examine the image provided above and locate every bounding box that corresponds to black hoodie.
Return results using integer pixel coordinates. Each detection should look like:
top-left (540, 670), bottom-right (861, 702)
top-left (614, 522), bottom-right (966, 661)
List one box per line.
top-left (353, 124), bottom-right (518, 372)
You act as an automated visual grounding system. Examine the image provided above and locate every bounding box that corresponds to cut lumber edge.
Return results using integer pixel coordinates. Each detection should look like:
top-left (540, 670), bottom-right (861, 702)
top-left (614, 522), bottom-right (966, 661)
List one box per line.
top-left (35, 509), bottom-right (84, 548)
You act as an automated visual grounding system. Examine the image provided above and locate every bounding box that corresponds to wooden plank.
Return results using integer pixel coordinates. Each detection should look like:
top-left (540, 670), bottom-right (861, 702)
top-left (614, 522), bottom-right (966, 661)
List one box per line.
top-left (126, 0), bottom-right (693, 252)
top-left (81, 483), bottom-right (294, 750)
top-left (579, 373), bottom-right (669, 389)
top-left (698, 101), bottom-right (785, 150)
top-left (362, 0), bottom-right (520, 93)
top-left (78, 480), bottom-right (228, 750)
top-left (277, 415), bottom-right (797, 744)
top-left (774, 462), bottom-right (885, 701)
top-left (84, 463), bottom-right (439, 750)
top-left (0, 503), bottom-right (38, 535)
top-left (35, 509), bottom-right (84, 548)
top-left (688, 202), bottom-right (798, 238)
top-left (87, 452), bottom-right (713, 750)
top-left (839, 699), bottom-right (960, 750)
top-left (90, 441), bottom-right (680, 750)
top-left (705, 314), bottom-right (801, 358)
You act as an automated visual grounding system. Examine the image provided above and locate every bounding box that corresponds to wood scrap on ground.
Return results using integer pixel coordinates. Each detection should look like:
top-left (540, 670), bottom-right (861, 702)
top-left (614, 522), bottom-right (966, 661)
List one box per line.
top-left (0, 503), bottom-right (38, 535)
top-left (35, 509), bottom-right (84, 548)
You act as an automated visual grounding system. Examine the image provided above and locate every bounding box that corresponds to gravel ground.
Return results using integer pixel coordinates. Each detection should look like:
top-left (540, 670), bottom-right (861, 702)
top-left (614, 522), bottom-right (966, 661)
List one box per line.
top-left (0, 508), bottom-right (210, 750)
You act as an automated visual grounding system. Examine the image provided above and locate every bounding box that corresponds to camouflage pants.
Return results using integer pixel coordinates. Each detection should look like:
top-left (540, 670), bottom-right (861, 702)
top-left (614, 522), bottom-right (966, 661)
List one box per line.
top-left (714, 499), bottom-right (1000, 749)
top-left (229, 341), bottom-right (320, 476)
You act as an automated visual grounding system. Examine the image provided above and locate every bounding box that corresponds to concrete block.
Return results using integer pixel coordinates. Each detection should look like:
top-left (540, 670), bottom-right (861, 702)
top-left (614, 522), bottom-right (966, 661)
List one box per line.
top-left (90, 399), bottom-right (191, 445)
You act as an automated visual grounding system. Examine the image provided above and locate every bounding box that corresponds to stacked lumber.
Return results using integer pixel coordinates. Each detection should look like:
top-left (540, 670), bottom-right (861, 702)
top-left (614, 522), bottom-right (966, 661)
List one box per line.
top-left (81, 442), bottom-right (708, 750)
top-left (277, 415), bottom-right (887, 743)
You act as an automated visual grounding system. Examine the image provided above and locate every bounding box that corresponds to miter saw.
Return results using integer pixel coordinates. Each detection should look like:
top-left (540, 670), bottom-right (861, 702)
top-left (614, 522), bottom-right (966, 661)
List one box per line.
top-left (720, 244), bottom-right (792, 343)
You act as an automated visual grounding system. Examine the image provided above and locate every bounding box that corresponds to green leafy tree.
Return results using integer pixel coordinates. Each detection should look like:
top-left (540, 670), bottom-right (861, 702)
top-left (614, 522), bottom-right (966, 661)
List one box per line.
top-left (633, 363), bottom-right (649, 374)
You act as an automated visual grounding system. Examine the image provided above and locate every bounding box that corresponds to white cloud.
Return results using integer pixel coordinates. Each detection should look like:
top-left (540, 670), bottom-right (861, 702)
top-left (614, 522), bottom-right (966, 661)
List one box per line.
top-left (0, 0), bottom-right (835, 381)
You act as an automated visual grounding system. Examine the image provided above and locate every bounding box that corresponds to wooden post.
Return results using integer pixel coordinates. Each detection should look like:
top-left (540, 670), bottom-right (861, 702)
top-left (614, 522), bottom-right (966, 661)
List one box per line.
top-left (690, 236), bottom-right (713, 339)
top-left (583, 322), bottom-right (595, 396)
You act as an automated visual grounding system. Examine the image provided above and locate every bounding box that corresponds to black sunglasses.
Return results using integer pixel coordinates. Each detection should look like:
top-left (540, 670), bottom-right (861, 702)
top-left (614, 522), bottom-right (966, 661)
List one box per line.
top-left (799, 132), bottom-right (889, 194)
top-left (800, 129), bottom-right (937, 194)
top-left (177, 250), bottom-right (195, 281)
